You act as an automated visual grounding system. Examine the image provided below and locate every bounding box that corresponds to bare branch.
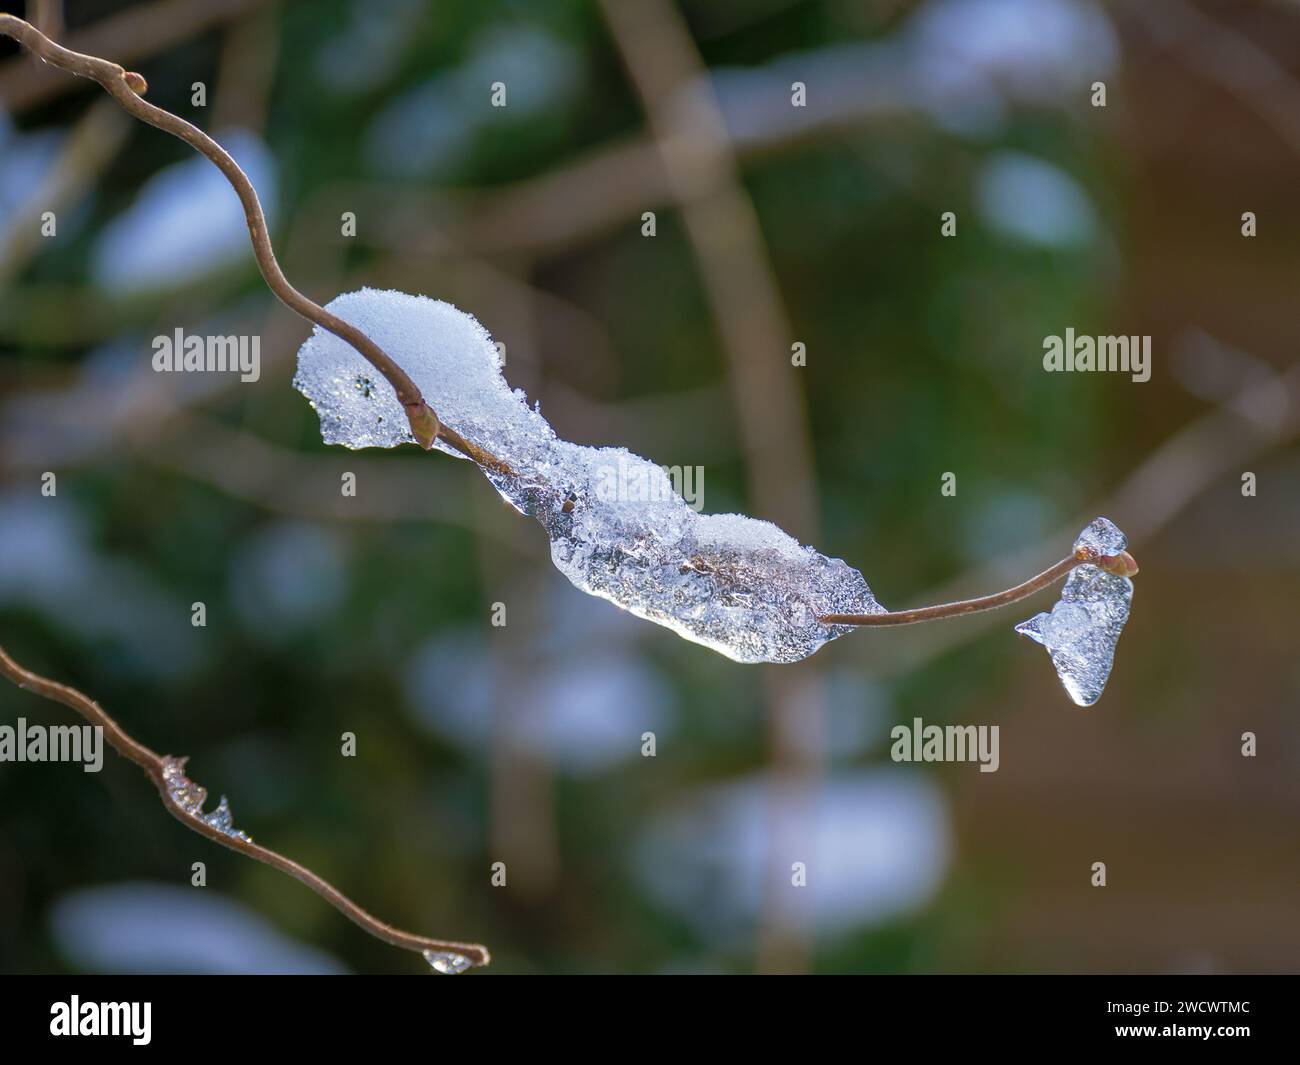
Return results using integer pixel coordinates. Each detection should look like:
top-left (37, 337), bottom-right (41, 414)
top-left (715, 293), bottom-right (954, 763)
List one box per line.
top-left (0, 642), bottom-right (490, 970)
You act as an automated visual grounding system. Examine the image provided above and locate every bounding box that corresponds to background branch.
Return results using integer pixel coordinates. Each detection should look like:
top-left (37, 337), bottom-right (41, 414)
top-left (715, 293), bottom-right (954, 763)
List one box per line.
top-left (0, 642), bottom-right (490, 970)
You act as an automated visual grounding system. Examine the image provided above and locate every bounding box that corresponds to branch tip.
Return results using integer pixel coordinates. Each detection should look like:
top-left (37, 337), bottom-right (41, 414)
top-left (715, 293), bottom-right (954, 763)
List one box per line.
top-left (1098, 550), bottom-right (1139, 577)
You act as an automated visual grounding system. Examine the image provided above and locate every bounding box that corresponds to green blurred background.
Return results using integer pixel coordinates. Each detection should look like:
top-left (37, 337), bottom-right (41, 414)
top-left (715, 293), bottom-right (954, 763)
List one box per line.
top-left (1, 0), bottom-right (1297, 974)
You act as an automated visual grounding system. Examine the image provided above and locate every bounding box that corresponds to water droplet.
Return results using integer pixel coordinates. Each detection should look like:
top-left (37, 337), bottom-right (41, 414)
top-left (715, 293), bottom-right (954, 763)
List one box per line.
top-left (424, 950), bottom-right (472, 974)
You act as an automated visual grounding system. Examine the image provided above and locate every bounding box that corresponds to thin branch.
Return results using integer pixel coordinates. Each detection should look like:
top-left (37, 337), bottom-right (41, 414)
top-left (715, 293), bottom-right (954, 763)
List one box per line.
top-left (821, 548), bottom-right (1138, 627)
top-left (0, 642), bottom-right (490, 971)
top-left (822, 555), bottom-right (1079, 627)
top-left (0, 0), bottom-right (272, 112)
top-left (0, 14), bottom-right (511, 475)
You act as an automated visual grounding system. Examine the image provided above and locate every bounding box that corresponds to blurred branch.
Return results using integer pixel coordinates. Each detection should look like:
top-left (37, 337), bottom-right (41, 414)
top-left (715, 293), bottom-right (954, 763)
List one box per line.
top-left (145, 412), bottom-right (531, 552)
top-left (598, 0), bottom-right (816, 550)
top-left (455, 73), bottom-right (906, 257)
top-left (27, 0), bottom-right (62, 40)
top-left (0, 14), bottom-right (508, 471)
top-left (0, 97), bottom-right (129, 286)
top-left (598, 0), bottom-right (826, 974)
top-left (210, 1), bottom-right (280, 135)
top-left (1126, 0), bottom-right (1300, 159)
top-left (0, 642), bottom-right (490, 970)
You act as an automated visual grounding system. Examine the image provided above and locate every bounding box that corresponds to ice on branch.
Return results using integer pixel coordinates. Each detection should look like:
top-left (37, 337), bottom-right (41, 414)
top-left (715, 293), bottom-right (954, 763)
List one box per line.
top-left (1015, 517), bottom-right (1134, 706)
top-left (293, 289), bottom-right (883, 663)
top-left (162, 756), bottom-right (252, 841)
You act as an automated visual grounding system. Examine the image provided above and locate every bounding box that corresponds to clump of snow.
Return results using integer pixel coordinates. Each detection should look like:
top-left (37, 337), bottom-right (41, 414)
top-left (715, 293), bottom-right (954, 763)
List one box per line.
top-left (294, 289), bottom-right (882, 663)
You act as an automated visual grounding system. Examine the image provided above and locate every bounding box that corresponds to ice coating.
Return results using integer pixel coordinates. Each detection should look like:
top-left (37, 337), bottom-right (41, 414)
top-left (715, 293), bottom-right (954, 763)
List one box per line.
top-left (294, 290), bottom-right (883, 663)
top-left (1015, 517), bottom-right (1133, 706)
top-left (161, 756), bottom-right (252, 842)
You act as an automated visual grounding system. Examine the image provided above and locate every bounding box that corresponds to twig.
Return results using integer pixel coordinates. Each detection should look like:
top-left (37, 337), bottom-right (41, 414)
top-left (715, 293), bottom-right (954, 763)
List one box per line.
top-left (824, 555), bottom-right (1070, 627)
top-left (822, 547), bottom-right (1137, 627)
top-left (0, 13), bottom-right (511, 475)
top-left (0, 642), bottom-right (490, 970)
top-left (0, 0), bottom-right (271, 112)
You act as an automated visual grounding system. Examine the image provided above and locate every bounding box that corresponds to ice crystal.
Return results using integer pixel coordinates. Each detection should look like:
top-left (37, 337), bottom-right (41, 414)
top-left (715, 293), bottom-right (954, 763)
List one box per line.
top-left (294, 289), bottom-right (883, 663)
top-left (1015, 517), bottom-right (1133, 706)
top-left (161, 756), bottom-right (252, 842)
top-left (1072, 515), bottom-right (1127, 558)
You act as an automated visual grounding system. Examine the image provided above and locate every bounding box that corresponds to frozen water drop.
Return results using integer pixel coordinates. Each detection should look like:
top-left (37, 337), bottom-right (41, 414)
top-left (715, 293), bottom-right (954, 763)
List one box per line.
top-left (423, 950), bottom-right (472, 974)
top-left (1016, 519), bottom-right (1134, 706)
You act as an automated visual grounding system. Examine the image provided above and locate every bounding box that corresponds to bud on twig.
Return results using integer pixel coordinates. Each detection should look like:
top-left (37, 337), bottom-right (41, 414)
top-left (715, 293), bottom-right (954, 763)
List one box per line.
top-left (406, 401), bottom-right (441, 450)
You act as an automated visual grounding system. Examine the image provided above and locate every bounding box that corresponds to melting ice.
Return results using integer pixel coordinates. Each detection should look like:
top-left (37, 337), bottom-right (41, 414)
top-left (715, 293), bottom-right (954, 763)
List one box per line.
top-left (293, 289), bottom-right (883, 663)
top-left (1015, 517), bottom-right (1133, 706)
